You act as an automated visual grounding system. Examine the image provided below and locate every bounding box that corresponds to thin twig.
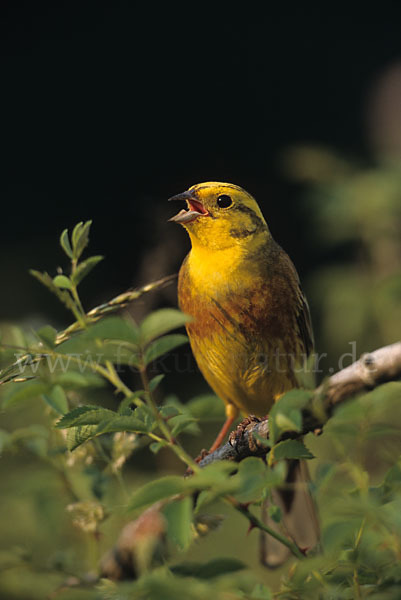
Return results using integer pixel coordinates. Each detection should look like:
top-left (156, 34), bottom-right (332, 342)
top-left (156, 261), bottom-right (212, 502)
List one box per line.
top-left (226, 497), bottom-right (305, 560)
top-left (56, 273), bottom-right (178, 343)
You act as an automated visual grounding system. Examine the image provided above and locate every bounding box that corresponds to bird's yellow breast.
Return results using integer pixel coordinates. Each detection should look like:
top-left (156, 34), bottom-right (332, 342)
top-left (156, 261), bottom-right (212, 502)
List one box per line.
top-left (178, 240), bottom-right (303, 417)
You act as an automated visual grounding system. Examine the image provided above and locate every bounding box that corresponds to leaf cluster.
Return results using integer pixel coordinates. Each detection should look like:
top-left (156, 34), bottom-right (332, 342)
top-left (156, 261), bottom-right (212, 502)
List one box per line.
top-left (1, 221), bottom-right (401, 600)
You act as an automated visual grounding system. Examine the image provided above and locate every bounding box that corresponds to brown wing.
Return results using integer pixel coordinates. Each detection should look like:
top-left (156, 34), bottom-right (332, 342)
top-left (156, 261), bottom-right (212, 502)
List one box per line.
top-left (262, 246), bottom-right (319, 568)
top-left (273, 242), bottom-right (314, 357)
top-left (296, 287), bottom-right (314, 357)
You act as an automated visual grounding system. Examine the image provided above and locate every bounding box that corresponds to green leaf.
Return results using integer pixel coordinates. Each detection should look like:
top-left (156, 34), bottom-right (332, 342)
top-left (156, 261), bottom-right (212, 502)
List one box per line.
top-left (160, 404), bottom-right (180, 419)
top-left (71, 221), bottom-right (83, 249)
top-left (96, 415), bottom-right (150, 435)
top-left (36, 325), bottom-right (57, 348)
top-left (271, 439), bottom-right (314, 461)
top-left (140, 309), bottom-right (192, 345)
top-left (42, 385), bottom-right (68, 415)
top-left (169, 414), bottom-right (199, 437)
top-left (128, 476), bottom-right (188, 512)
top-left (3, 380), bottom-right (51, 409)
top-left (57, 317), bottom-right (140, 365)
top-left (275, 412), bottom-right (301, 432)
top-left (212, 459), bottom-right (286, 507)
top-left (193, 461), bottom-right (238, 488)
top-left (71, 221), bottom-right (84, 250)
top-left (66, 424), bottom-right (98, 450)
top-left (56, 340), bottom-right (139, 368)
top-left (192, 462), bottom-right (239, 509)
top-left (149, 441), bottom-right (167, 454)
top-left (118, 391), bottom-right (145, 414)
top-left (71, 255), bottom-right (103, 285)
top-left (56, 405), bottom-right (116, 428)
top-left (232, 457), bottom-right (271, 503)
top-left (74, 220), bottom-right (92, 260)
top-left (53, 275), bottom-right (73, 290)
top-left (250, 583), bottom-right (273, 599)
top-left (186, 394), bottom-right (225, 421)
top-left (70, 221), bottom-right (92, 260)
top-left (87, 316), bottom-right (140, 345)
top-left (163, 497), bottom-right (193, 551)
top-left (149, 374), bottom-right (165, 392)
top-left (322, 518), bottom-right (362, 552)
top-left (60, 228), bottom-right (73, 258)
top-left (269, 389), bottom-right (311, 444)
top-left (144, 334), bottom-right (188, 365)
top-left (384, 461), bottom-right (401, 487)
top-left (133, 404), bottom-right (156, 432)
top-left (30, 270), bottom-right (78, 313)
top-left (196, 557), bottom-right (246, 579)
top-left (268, 504), bottom-right (282, 524)
top-left (52, 371), bottom-right (105, 389)
top-left (171, 557), bottom-right (246, 579)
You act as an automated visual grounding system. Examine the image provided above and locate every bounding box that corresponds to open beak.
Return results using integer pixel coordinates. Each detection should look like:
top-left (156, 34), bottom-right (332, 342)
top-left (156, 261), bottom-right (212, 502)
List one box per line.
top-left (168, 191), bottom-right (210, 224)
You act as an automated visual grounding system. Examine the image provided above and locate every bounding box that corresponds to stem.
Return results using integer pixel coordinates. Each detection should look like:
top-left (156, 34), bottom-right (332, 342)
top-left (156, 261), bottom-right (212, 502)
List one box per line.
top-left (93, 438), bottom-right (128, 500)
top-left (105, 360), bottom-right (133, 398)
top-left (67, 299), bottom-right (87, 330)
top-left (226, 496), bottom-right (305, 560)
top-left (71, 286), bottom-right (86, 322)
top-left (57, 463), bottom-right (81, 503)
top-left (93, 437), bottom-right (111, 464)
top-left (68, 258), bottom-right (88, 328)
top-left (69, 275), bottom-right (88, 330)
top-left (354, 517), bottom-right (366, 550)
top-left (353, 569), bottom-right (362, 600)
top-left (139, 364), bottom-right (172, 441)
top-left (86, 530), bottom-right (101, 574)
top-left (351, 517), bottom-right (365, 600)
top-left (42, 349), bottom-right (112, 382)
top-left (139, 362), bottom-right (199, 472)
top-left (45, 346), bottom-right (133, 403)
top-left (31, 348), bottom-right (131, 400)
top-left (113, 467), bottom-right (129, 500)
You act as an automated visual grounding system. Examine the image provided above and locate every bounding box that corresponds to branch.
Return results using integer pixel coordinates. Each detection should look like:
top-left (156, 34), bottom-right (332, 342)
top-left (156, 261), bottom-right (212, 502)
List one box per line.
top-left (0, 274), bottom-right (178, 385)
top-left (199, 342), bottom-right (401, 468)
top-left (56, 273), bottom-right (178, 343)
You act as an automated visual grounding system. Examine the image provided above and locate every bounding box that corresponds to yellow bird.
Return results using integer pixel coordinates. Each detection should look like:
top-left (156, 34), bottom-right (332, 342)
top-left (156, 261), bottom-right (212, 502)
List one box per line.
top-left (169, 181), bottom-right (319, 566)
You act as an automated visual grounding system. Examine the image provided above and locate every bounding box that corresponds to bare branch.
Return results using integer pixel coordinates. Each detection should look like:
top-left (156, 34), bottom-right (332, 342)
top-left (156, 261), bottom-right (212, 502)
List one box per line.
top-left (198, 342), bottom-right (401, 468)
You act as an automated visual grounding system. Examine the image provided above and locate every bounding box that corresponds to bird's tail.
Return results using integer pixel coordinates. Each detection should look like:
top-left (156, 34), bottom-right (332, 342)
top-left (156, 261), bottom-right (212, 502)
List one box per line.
top-left (260, 459), bottom-right (320, 568)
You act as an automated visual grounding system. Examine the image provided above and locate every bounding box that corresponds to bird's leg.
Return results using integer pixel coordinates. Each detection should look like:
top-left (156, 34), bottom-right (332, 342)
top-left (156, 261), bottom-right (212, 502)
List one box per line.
top-left (208, 414), bottom-right (237, 453)
top-left (191, 406), bottom-right (239, 465)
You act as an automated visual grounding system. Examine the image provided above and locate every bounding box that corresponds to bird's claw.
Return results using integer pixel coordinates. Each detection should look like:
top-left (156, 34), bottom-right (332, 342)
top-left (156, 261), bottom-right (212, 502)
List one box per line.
top-left (228, 414), bottom-right (266, 448)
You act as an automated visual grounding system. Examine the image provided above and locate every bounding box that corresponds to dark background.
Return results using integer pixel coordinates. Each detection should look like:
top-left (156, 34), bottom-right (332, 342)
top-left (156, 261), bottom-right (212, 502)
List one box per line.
top-left (1, 2), bottom-right (401, 323)
top-left (2, 7), bottom-right (401, 597)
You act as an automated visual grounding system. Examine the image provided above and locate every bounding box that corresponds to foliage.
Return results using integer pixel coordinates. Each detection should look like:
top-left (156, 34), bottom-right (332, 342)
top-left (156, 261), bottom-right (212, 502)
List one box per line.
top-left (1, 220), bottom-right (401, 599)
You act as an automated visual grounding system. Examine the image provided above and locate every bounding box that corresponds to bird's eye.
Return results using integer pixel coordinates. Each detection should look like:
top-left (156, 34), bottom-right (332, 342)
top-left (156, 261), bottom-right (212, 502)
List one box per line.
top-left (217, 194), bottom-right (233, 208)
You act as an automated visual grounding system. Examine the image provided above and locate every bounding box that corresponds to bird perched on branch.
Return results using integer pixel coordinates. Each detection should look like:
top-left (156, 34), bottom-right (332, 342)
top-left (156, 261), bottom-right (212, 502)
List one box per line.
top-left (169, 181), bottom-right (319, 566)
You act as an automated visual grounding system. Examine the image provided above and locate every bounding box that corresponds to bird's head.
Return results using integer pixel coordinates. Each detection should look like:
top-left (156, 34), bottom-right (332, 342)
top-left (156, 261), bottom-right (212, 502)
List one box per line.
top-left (169, 182), bottom-right (270, 251)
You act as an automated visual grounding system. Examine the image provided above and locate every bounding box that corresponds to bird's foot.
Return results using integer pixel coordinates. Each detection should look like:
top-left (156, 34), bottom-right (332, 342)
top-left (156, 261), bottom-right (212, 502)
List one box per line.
top-left (228, 414), bottom-right (267, 448)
